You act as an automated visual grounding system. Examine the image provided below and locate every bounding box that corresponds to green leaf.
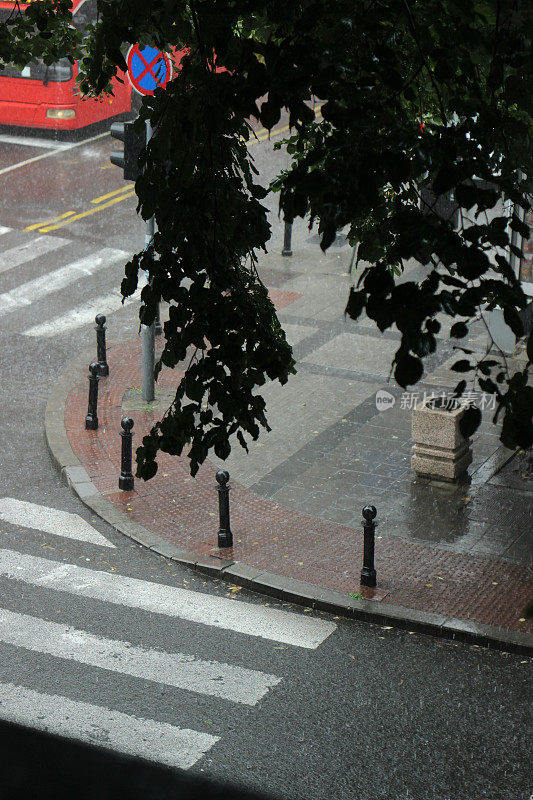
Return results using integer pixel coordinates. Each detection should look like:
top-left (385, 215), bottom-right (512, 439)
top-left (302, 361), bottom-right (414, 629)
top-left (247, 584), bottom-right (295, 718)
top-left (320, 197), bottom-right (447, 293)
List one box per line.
top-left (450, 322), bottom-right (468, 339)
top-left (451, 359), bottom-right (472, 372)
top-left (259, 100), bottom-right (281, 130)
top-left (345, 288), bottom-right (366, 321)
top-left (237, 430), bottom-right (249, 453)
top-left (478, 377), bottom-right (497, 395)
top-left (503, 307), bottom-right (524, 338)
top-left (509, 214), bottom-right (529, 240)
top-left (453, 380), bottom-right (467, 397)
top-left (394, 353), bottom-right (423, 388)
top-left (459, 405), bottom-right (482, 438)
top-left (214, 438), bottom-right (231, 460)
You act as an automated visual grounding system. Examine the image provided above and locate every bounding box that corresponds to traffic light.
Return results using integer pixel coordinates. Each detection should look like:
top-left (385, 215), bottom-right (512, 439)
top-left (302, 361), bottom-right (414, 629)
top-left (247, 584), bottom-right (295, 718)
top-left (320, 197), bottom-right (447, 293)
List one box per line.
top-left (109, 120), bottom-right (145, 181)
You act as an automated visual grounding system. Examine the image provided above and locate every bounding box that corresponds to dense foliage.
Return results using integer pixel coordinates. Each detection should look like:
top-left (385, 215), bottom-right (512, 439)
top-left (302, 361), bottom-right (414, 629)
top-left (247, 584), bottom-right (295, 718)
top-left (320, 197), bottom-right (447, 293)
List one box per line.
top-left (2, 0), bottom-right (532, 477)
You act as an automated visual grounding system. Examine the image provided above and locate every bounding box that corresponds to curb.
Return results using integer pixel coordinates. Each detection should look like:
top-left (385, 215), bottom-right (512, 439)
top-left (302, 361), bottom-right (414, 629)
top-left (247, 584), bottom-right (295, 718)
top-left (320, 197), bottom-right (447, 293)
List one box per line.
top-left (45, 348), bottom-right (533, 657)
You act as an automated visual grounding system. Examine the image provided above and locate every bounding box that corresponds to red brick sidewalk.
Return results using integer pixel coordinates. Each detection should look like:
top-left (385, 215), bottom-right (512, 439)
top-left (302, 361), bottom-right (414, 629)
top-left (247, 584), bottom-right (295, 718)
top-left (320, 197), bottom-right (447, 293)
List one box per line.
top-left (65, 336), bottom-right (533, 638)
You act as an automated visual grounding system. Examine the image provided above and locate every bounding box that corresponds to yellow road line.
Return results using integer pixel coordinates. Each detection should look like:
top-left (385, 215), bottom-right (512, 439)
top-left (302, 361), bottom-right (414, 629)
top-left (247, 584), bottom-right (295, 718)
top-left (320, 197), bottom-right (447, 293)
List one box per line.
top-left (249, 123), bottom-right (290, 145)
top-left (27, 106), bottom-right (323, 232)
top-left (24, 210), bottom-right (76, 232)
top-left (91, 186), bottom-right (133, 204)
top-left (248, 105), bottom-right (322, 146)
top-left (38, 191), bottom-right (136, 233)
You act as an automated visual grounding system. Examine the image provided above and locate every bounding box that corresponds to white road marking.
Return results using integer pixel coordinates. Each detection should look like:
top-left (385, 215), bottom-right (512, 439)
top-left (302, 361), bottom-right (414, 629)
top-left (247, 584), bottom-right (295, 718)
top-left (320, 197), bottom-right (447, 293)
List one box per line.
top-left (0, 609), bottom-right (281, 705)
top-left (0, 134), bottom-right (73, 150)
top-left (0, 248), bottom-right (129, 315)
top-left (0, 131), bottom-right (110, 177)
top-left (0, 682), bottom-right (218, 769)
top-left (0, 499), bottom-right (115, 549)
top-left (23, 273), bottom-right (147, 336)
top-left (0, 235), bottom-right (70, 276)
top-left (0, 549), bottom-right (336, 648)
top-left (23, 290), bottom-right (135, 336)
top-left (0, 227), bottom-right (11, 236)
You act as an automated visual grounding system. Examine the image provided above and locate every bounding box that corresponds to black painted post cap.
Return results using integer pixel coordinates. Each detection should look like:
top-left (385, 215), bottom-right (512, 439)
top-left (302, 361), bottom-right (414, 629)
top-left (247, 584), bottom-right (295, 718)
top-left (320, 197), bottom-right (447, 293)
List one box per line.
top-left (95, 314), bottom-right (106, 328)
top-left (216, 470), bottom-right (230, 486)
top-left (89, 361), bottom-right (99, 377)
top-left (121, 417), bottom-right (134, 433)
top-left (362, 505), bottom-right (377, 522)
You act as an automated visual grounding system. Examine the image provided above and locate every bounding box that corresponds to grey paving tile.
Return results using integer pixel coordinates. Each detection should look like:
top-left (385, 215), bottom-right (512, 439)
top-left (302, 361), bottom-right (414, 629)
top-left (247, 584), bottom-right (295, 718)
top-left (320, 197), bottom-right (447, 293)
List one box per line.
top-left (367, 464), bottom-right (411, 479)
top-left (305, 332), bottom-right (399, 377)
top-left (469, 539), bottom-right (514, 558)
top-left (502, 532), bottom-right (533, 566)
top-left (319, 506), bottom-right (359, 526)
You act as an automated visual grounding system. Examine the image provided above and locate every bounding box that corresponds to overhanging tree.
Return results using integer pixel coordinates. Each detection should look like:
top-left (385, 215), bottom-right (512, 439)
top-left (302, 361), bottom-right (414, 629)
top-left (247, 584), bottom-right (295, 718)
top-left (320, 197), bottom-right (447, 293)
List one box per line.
top-left (2, 0), bottom-right (532, 477)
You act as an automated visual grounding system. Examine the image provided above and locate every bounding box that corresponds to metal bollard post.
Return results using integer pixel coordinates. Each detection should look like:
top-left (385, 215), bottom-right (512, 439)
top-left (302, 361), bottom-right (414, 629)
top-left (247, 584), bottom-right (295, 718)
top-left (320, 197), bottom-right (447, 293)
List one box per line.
top-left (119, 417), bottom-right (135, 491)
top-left (85, 362), bottom-right (100, 430)
top-left (360, 505), bottom-right (377, 587)
top-left (281, 220), bottom-right (293, 257)
top-left (95, 314), bottom-right (109, 377)
top-left (216, 470), bottom-right (233, 548)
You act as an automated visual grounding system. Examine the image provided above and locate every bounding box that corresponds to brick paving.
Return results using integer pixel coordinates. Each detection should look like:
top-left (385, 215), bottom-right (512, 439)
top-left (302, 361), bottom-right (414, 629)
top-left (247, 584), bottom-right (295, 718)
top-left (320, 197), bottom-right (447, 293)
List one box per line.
top-left (65, 335), bottom-right (533, 637)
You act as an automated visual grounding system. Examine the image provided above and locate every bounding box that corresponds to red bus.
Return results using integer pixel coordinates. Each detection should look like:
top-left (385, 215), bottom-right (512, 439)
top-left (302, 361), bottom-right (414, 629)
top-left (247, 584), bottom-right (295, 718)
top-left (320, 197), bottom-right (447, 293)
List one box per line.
top-left (0, 0), bottom-right (135, 129)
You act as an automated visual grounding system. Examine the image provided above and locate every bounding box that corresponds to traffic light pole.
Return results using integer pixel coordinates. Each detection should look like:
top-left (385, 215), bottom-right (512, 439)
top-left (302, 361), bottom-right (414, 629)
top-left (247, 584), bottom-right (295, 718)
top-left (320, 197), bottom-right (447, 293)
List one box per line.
top-left (142, 118), bottom-right (155, 403)
top-left (110, 112), bottom-right (157, 403)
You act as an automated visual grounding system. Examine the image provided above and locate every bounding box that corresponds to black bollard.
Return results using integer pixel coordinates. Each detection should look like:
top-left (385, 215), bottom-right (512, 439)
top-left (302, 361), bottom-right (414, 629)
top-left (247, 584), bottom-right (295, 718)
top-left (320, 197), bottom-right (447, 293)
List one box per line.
top-left (281, 220), bottom-right (293, 257)
top-left (119, 417), bottom-right (135, 491)
top-left (360, 505), bottom-right (377, 587)
top-left (85, 362), bottom-right (100, 430)
top-left (95, 315), bottom-right (109, 377)
top-left (216, 470), bottom-right (233, 548)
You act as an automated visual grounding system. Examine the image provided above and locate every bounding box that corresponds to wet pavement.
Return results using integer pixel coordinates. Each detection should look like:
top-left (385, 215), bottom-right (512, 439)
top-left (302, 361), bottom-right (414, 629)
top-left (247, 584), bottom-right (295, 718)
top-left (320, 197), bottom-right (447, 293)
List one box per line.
top-left (47, 234), bottom-right (533, 650)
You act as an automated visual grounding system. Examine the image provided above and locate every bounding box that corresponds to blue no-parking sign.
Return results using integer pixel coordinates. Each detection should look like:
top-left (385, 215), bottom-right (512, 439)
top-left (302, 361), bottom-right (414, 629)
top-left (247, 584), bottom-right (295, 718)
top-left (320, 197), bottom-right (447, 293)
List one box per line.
top-left (126, 44), bottom-right (173, 96)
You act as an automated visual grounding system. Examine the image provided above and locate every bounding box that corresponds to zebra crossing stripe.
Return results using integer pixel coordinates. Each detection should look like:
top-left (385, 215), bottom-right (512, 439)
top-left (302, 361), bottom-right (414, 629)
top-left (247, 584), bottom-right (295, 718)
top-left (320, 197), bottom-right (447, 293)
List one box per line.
top-left (0, 235), bottom-right (70, 276)
top-left (0, 499), bottom-right (115, 548)
top-left (0, 682), bottom-right (218, 769)
top-left (0, 549), bottom-right (336, 647)
top-left (23, 290), bottom-right (136, 337)
top-left (0, 609), bottom-right (281, 705)
top-left (0, 248), bottom-right (129, 316)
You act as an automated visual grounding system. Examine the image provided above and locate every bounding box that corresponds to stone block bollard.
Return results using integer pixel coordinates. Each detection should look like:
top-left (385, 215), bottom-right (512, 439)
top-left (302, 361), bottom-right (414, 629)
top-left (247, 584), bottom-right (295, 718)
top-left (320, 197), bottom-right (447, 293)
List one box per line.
top-left (412, 397), bottom-right (473, 481)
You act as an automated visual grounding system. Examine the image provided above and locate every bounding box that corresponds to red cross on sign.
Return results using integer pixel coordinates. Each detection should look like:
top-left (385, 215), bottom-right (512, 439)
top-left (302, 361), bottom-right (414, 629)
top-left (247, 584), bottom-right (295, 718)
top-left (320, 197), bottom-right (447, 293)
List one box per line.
top-left (126, 44), bottom-right (173, 96)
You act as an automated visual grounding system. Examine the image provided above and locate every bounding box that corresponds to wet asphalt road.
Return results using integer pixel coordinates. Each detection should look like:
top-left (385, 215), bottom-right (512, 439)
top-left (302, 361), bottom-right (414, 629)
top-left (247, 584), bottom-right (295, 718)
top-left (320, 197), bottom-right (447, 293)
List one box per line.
top-left (0, 120), bottom-right (530, 800)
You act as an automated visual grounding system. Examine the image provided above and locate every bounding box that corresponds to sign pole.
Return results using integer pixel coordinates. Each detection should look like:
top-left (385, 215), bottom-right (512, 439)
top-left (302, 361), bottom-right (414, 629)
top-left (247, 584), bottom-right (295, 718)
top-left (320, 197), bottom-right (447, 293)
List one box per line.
top-left (142, 118), bottom-right (155, 403)
top-left (126, 43), bottom-right (172, 403)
